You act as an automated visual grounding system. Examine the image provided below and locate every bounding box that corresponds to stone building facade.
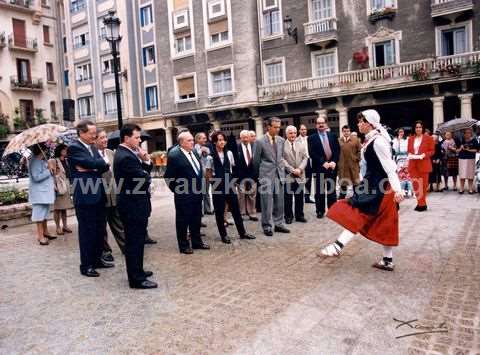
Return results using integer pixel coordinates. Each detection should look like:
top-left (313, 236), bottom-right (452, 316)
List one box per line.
top-left (0, 0), bottom-right (63, 139)
top-left (63, 0), bottom-right (480, 150)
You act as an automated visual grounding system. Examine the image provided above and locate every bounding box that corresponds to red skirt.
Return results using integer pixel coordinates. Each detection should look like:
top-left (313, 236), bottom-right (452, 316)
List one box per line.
top-left (326, 188), bottom-right (399, 246)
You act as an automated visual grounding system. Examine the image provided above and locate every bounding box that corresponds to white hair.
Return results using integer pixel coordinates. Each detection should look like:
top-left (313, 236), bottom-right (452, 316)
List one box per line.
top-left (177, 131), bottom-right (192, 144)
top-left (240, 130), bottom-right (250, 138)
top-left (249, 130), bottom-right (256, 136)
top-left (285, 125), bottom-right (297, 134)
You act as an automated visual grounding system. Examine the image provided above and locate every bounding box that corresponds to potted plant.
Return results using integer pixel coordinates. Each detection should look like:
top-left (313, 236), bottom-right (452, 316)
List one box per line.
top-left (0, 113), bottom-right (10, 139)
top-left (13, 107), bottom-right (26, 131)
top-left (35, 108), bottom-right (47, 125)
top-left (412, 67), bottom-right (429, 81)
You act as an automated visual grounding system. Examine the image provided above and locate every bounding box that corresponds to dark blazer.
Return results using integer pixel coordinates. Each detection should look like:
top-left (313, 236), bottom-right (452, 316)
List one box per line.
top-left (307, 131), bottom-right (340, 172)
top-left (235, 142), bottom-right (256, 181)
top-left (113, 145), bottom-right (152, 219)
top-left (164, 146), bottom-right (203, 201)
top-left (67, 140), bottom-right (109, 206)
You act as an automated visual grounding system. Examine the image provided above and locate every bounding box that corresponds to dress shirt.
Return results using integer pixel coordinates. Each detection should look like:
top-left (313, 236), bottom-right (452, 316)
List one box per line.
top-left (180, 147), bottom-right (201, 175)
top-left (362, 130), bottom-right (401, 193)
top-left (79, 138), bottom-right (93, 156)
top-left (413, 136), bottom-right (422, 154)
top-left (297, 135), bottom-right (309, 158)
top-left (98, 149), bottom-right (109, 164)
top-left (120, 144), bottom-right (151, 165)
top-left (318, 131), bottom-right (332, 160)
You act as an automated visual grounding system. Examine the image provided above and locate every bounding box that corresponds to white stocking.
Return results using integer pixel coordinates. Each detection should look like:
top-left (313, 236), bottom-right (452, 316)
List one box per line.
top-left (383, 246), bottom-right (393, 259)
top-left (338, 229), bottom-right (355, 247)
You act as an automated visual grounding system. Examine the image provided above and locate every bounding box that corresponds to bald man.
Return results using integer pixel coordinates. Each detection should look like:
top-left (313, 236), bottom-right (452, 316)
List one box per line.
top-left (164, 132), bottom-right (210, 254)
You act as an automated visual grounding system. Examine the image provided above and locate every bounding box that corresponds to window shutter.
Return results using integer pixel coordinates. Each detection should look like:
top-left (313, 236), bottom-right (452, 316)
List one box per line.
top-left (43, 26), bottom-right (50, 43)
top-left (177, 77), bottom-right (195, 97)
top-left (209, 19), bottom-right (228, 35)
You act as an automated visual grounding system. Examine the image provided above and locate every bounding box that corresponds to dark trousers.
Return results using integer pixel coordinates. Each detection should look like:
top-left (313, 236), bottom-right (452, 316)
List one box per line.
top-left (174, 196), bottom-right (203, 251)
top-left (120, 213), bottom-right (148, 283)
top-left (284, 180), bottom-right (305, 220)
top-left (212, 190), bottom-right (246, 237)
top-left (103, 206), bottom-right (126, 254)
top-left (305, 159), bottom-right (313, 199)
top-left (314, 171), bottom-right (337, 215)
top-left (75, 202), bottom-right (106, 272)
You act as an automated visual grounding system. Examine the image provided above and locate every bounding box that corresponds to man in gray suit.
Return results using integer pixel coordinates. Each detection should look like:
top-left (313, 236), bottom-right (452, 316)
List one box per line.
top-left (253, 117), bottom-right (290, 236)
top-left (283, 125), bottom-right (308, 224)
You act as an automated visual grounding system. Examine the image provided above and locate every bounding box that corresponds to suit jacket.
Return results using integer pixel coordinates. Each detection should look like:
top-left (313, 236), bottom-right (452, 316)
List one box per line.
top-left (307, 131), bottom-right (340, 173)
top-left (164, 146), bottom-right (203, 202)
top-left (28, 157), bottom-right (55, 205)
top-left (100, 148), bottom-right (117, 207)
top-left (282, 139), bottom-right (308, 184)
top-left (113, 145), bottom-right (152, 219)
top-left (253, 134), bottom-right (286, 182)
top-left (235, 142), bottom-right (256, 181)
top-left (407, 134), bottom-right (435, 173)
top-left (67, 140), bottom-right (109, 206)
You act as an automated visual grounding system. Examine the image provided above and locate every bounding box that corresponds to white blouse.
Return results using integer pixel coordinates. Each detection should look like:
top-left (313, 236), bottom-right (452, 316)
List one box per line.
top-left (413, 136), bottom-right (422, 154)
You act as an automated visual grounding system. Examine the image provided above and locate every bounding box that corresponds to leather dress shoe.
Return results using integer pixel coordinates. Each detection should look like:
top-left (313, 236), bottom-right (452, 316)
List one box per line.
top-left (305, 198), bottom-right (315, 204)
top-left (240, 233), bottom-right (256, 240)
top-left (221, 236), bottom-right (232, 244)
top-left (145, 237), bottom-right (157, 244)
top-left (81, 268), bottom-right (100, 277)
top-left (180, 248), bottom-right (194, 254)
top-left (296, 217), bottom-right (308, 223)
top-left (129, 280), bottom-right (158, 289)
top-left (414, 205), bottom-right (427, 212)
top-left (143, 270), bottom-right (153, 277)
top-left (192, 243), bottom-right (210, 250)
top-left (101, 251), bottom-right (114, 262)
top-left (317, 212), bottom-right (324, 219)
top-left (274, 225), bottom-right (290, 233)
top-left (285, 218), bottom-right (293, 224)
top-left (95, 260), bottom-right (114, 269)
top-left (249, 216), bottom-right (259, 221)
top-left (264, 229), bottom-right (273, 237)
top-left (200, 232), bottom-right (206, 237)
top-left (44, 234), bottom-right (57, 240)
top-left (201, 222), bottom-right (207, 228)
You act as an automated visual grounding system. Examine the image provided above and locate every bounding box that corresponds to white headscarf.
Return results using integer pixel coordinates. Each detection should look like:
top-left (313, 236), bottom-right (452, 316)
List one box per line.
top-left (362, 109), bottom-right (391, 143)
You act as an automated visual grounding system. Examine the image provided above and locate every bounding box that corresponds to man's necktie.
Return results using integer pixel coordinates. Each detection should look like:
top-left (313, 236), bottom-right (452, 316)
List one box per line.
top-left (291, 142), bottom-right (295, 156)
top-left (321, 133), bottom-right (332, 160)
top-left (245, 144), bottom-right (251, 165)
top-left (272, 135), bottom-right (277, 160)
top-left (189, 152), bottom-right (200, 175)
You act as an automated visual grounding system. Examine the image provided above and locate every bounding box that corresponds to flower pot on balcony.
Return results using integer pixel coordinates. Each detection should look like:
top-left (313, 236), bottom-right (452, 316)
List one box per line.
top-left (368, 7), bottom-right (397, 23)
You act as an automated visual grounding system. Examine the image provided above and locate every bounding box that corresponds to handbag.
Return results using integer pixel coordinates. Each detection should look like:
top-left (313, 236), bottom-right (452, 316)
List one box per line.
top-left (54, 159), bottom-right (68, 195)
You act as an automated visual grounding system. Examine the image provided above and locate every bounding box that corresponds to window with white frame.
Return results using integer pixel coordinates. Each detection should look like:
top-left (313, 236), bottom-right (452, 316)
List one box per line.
top-left (142, 46), bottom-right (156, 66)
top-left (210, 68), bottom-right (233, 96)
top-left (176, 76), bottom-right (196, 101)
top-left (175, 35), bottom-right (192, 54)
top-left (370, 0), bottom-right (395, 12)
top-left (265, 60), bottom-right (285, 84)
top-left (373, 40), bottom-right (395, 67)
top-left (312, 0), bottom-right (333, 20)
top-left (73, 32), bottom-right (89, 48)
top-left (313, 51), bottom-right (336, 77)
top-left (99, 26), bottom-right (107, 40)
top-left (263, 9), bottom-right (281, 37)
top-left (78, 96), bottom-right (94, 117)
top-left (140, 5), bottom-right (153, 27)
top-left (102, 57), bottom-right (121, 74)
top-left (104, 92), bottom-right (122, 114)
top-left (441, 27), bottom-right (467, 56)
top-left (263, 0), bottom-right (278, 10)
top-left (145, 86), bottom-right (158, 111)
top-left (208, 0), bottom-right (225, 19)
top-left (210, 30), bottom-right (229, 46)
top-left (76, 63), bottom-right (92, 81)
top-left (70, 0), bottom-right (86, 13)
top-left (173, 9), bottom-right (189, 30)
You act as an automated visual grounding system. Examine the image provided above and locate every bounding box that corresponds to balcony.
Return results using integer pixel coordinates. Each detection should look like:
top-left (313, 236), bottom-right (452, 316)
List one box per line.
top-left (431, 0), bottom-right (473, 18)
top-left (10, 76), bottom-right (43, 91)
top-left (0, 0), bottom-right (36, 13)
top-left (304, 18), bottom-right (337, 46)
top-left (8, 34), bottom-right (38, 53)
top-left (258, 51), bottom-right (480, 102)
top-left (0, 32), bottom-right (6, 48)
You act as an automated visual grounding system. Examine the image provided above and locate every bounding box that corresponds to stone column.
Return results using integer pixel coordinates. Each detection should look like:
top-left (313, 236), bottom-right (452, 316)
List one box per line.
top-left (459, 93), bottom-right (473, 119)
top-left (165, 127), bottom-right (173, 150)
top-left (253, 116), bottom-right (264, 136)
top-left (430, 96), bottom-right (445, 131)
top-left (337, 107), bottom-right (348, 130)
top-left (212, 120), bottom-right (221, 130)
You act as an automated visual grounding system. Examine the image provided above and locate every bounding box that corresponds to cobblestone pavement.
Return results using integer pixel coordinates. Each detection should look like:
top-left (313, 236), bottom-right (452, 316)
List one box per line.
top-left (0, 183), bottom-right (479, 355)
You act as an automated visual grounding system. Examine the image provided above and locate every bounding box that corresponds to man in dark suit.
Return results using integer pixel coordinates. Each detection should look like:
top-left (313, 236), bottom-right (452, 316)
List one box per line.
top-left (113, 124), bottom-right (157, 289)
top-left (235, 130), bottom-right (258, 221)
top-left (308, 116), bottom-right (340, 219)
top-left (67, 120), bottom-right (111, 277)
top-left (164, 131), bottom-right (210, 254)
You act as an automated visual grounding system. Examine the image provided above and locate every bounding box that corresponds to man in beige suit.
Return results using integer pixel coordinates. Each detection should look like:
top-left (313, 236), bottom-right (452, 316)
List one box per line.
top-left (282, 125), bottom-right (308, 224)
top-left (95, 129), bottom-right (126, 261)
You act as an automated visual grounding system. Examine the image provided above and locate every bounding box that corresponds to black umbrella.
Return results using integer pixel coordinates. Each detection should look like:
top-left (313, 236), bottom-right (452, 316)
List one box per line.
top-left (107, 129), bottom-right (152, 150)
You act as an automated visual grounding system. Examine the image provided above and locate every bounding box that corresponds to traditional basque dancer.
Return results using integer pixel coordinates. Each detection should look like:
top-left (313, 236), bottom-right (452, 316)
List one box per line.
top-left (318, 109), bottom-right (405, 271)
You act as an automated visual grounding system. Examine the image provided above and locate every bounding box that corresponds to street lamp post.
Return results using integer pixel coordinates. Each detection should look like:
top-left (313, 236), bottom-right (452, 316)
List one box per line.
top-left (103, 11), bottom-right (123, 129)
